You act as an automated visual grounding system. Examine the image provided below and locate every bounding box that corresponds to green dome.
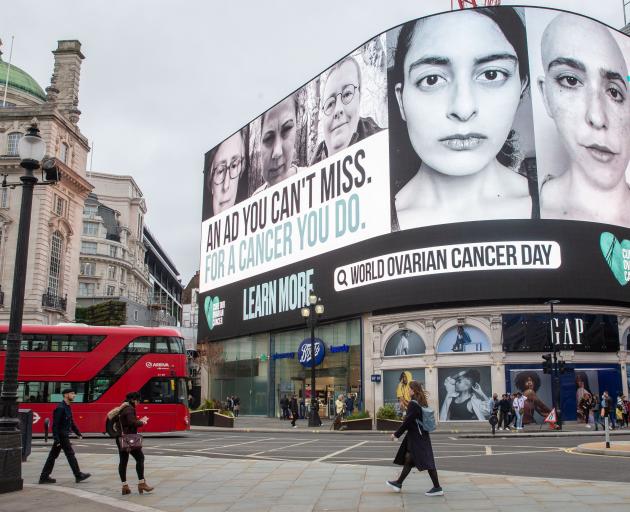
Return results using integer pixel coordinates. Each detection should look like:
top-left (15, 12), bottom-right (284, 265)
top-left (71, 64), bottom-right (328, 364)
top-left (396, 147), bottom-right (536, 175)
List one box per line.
top-left (0, 58), bottom-right (46, 102)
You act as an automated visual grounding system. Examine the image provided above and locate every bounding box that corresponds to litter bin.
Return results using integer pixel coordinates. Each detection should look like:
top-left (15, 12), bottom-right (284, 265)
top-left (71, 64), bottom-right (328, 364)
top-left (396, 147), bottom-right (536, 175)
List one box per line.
top-left (18, 409), bottom-right (33, 462)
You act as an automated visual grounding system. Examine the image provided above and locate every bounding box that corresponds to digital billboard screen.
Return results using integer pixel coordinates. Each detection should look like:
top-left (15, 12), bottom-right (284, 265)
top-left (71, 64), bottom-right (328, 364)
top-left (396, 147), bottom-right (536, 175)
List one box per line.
top-left (199, 6), bottom-right (630, 341)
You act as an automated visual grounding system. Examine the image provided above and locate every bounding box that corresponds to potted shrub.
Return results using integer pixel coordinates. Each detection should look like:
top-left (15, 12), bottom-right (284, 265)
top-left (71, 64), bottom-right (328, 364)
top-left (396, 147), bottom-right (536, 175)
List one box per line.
top-left (189, 399), bottom-right (220, 426)
top-left (376, 404), bottom-right (403, 431)
top-left (213, 409), bottom-right (235, 428)
top-left (341, 410), bottom-right (372, 430)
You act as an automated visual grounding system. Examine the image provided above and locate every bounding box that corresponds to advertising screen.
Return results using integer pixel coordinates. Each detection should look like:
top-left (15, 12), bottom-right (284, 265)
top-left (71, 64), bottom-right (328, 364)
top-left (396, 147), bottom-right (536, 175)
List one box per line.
top-left (199, 6), bottom-right (630, 341)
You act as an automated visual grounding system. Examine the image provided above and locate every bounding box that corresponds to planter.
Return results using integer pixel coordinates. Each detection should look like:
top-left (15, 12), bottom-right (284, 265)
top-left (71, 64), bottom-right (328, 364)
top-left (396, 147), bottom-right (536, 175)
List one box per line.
top-left (190, 409), bottom-right (218, 426)
top-left (213, 412), bottom-right (234, 428)
top-left (376, 418), bottom-right (403, 431)
top-left (341, 417), bottom-right (372, 430)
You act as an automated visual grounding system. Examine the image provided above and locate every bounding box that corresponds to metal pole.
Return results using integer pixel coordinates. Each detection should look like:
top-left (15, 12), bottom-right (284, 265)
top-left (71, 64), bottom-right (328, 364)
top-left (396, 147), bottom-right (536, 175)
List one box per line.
top-left (0, 163), bottom-right (38, 493)
top-left (308, 312), bottom-right (320, 427)
top-left (550, 302), bottom-right (563, 430)
top-left (605, 416), bottom-right (610, 449)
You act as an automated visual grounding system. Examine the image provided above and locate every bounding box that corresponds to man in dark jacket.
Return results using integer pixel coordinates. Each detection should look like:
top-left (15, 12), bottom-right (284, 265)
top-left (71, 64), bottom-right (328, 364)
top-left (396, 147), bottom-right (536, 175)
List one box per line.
top-left (289, 395), bottom-right (299, 428)
top-left (498, 394), bottom-right (512, 431)
top-left (39, 388), bottom-right (90, 484)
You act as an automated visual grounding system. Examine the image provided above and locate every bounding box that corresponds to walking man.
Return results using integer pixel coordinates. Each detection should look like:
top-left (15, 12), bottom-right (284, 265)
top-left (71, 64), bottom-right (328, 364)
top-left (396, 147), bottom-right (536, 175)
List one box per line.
top-left (39, 388), bottom-right (91, 484)
top-left (289, 394), bottom-right (299, 428)
top-left (498, 394), bottom-right (511, 431)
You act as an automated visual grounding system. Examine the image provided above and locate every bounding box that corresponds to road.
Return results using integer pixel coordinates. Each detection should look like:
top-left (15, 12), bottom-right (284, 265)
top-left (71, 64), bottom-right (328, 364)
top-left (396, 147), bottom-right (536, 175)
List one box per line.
top-left (32, 430), bottom-right (630, 483)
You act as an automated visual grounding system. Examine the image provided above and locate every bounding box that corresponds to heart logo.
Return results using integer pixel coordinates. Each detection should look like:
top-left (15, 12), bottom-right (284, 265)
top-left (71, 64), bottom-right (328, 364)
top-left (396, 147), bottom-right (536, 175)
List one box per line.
top-left (600, 232), bottom-right (630, 286)
top-left (204, 296), bottom-right (220, 330)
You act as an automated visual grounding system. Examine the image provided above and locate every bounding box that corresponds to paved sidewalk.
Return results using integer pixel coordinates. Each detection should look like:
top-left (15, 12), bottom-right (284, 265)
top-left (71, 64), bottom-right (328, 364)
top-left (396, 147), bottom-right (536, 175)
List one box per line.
top-left (6, 450), bottom-right (629, 512)
top-left (576, 440), bottom-right (630, 457)
top-left (192, 416), bottom-right (630, 437)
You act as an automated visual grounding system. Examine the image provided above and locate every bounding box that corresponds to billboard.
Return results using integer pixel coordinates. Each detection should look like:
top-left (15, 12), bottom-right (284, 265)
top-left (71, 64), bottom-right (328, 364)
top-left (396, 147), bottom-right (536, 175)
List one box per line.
top-left (199, 6), bottom-right (630, 341)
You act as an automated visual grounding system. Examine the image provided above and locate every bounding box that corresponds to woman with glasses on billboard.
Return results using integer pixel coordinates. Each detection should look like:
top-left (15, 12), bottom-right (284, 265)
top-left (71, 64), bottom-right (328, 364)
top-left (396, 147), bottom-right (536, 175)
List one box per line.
top-left (390, 7), bottom-right (535, 230)
top-left (204, 127), bottom-right (250, 218)
top-left (311, 56), bottom-right (383, 164)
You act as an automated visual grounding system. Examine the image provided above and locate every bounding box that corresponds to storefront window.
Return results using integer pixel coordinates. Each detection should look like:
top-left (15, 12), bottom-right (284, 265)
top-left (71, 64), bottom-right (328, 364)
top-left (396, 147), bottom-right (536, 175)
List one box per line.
top-left (206, 334), bottom-right (268, 415)
top-left (437, 325), bottom-right (491, 353)
top-left (272, 318), bottom-right (361, 419)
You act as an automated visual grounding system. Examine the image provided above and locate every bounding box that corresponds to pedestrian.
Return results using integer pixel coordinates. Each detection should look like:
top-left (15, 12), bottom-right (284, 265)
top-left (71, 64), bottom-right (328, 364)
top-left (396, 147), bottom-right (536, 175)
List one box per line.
top-left (115, 392), bottom-right (153, 495)
top-left (623, 396), bottom-right (630, 428)
top-left (498, 394), bottom-right (511, 431)
top-left (233, 396), bottom-right (240, 417)
top-left (280, 395), bottom-right (289, 420)
top-left (386, 380), bottom-right (443, 497)
top-left (593, 394), bottom-right (603, 431)
top-left (345, 393), bottom-right (355, 417)
top-left (334, 394), bottom-right (346, 430)
top-left (299, 396), bottom-right (306, 419)
top-left (289, 394), bottom-right (299, 428)
top-left (513, 392), bottom-right (525, 430)
top-left (226, 396), bottom-right (233, 412)
top-left (603, 391), bottom-right (616, 429)
top-left (489, 393), bottom-right (499, 435)
top-left (39, 388), bottom-right (91, 484)
top-left (615, 394), bottom-right (625, 428)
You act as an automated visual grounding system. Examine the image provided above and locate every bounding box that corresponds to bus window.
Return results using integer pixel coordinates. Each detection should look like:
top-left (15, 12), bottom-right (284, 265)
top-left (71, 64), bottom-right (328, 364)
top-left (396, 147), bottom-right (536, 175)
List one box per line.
top-left (140, 378), bottom-right (181, 403)
top-left (23, 334), bottom-right (49, 351)
top-left (49, 382), bottom-right (86, 402)
top-left (177, 378), bottom-right (188, 404)
top-left (128, 337), bottom-right (151, 353)
top-left (0, 337), bottom-right (5, 351)
top-left (51, 335), bottom-right (72, 351)
top-left (18, 382), bottom-right (47, 403)
top-left (154, 338), bottom-right (170, 353)
top-left (69, 335), bottom-right (90, 352)
top-left (168, 337), bottom-right (185, 354)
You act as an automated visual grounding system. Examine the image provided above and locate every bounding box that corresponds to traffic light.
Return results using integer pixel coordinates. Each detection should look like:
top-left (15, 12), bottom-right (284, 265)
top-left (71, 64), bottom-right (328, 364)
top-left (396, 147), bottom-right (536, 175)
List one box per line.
top-left (542, 353), bottom-right (552, 374)
top-left (558, 359), bottom-right (567, 374)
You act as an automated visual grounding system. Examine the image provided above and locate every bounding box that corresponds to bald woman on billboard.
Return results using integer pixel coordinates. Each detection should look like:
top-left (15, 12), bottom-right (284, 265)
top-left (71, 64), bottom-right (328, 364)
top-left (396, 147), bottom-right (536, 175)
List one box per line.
top-left (538, 14), bottom-right (630, 227)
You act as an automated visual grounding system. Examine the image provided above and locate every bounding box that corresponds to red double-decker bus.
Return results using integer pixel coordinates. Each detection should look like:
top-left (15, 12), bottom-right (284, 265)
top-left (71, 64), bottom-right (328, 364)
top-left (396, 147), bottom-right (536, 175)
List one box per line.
top-left (0, 324), bottom-right (190, 434)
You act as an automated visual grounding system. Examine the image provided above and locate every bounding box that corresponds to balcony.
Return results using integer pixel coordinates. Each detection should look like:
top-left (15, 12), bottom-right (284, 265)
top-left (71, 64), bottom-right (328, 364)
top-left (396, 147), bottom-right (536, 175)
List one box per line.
top-left (42, 291), bottom-right (67, 311)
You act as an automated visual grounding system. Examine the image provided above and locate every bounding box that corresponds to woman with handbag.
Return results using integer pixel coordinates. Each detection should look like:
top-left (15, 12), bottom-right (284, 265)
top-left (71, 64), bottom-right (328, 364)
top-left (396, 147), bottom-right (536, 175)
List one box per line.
top-left (117, 392), bottom-right (153, 495)
top-left (386, 380), bottom-right (443, 496)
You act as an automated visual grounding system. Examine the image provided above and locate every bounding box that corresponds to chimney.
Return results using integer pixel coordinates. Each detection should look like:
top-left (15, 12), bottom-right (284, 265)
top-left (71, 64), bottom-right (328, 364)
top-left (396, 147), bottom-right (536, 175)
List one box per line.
top-left (50, 40), bottom-right (85, 123)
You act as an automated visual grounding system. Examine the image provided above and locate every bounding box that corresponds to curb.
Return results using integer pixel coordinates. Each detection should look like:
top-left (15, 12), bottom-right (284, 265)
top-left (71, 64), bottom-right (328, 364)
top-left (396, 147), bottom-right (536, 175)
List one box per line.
top-left (575, 446), bottom-right (630, 457)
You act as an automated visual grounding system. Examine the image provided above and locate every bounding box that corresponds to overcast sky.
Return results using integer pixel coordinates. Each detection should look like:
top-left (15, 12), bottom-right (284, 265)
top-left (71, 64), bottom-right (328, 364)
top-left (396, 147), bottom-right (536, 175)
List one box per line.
top-left (1, 0), bottom-right (624, 284)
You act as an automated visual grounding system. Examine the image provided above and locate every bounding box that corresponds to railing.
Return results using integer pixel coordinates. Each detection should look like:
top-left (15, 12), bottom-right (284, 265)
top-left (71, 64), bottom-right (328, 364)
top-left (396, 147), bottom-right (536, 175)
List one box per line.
top-left (42, 291), bottom-right (67, 311)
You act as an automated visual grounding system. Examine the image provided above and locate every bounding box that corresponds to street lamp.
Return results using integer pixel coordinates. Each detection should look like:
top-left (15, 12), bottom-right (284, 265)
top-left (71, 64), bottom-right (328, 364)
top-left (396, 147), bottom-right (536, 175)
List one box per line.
top-left (0, 124), bottom-right (60, 493)
top-left (301, 292), bottom-right (324, 428)
top-left (544, 299), bottom-right (562, 430)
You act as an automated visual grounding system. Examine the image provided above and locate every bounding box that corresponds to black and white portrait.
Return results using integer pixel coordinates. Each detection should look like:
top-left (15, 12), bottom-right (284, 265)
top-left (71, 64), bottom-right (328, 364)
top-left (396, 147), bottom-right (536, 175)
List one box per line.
top-left (388, 7), bottom-right (538, 231)
top-left (528, 10), bottom-right (630, 227)
top-left (307, 35), bottom-right (387, 165)
top-left (438, 366), bottom-right (492, 421)
top-left (383, 329), bottom-right (426, 356)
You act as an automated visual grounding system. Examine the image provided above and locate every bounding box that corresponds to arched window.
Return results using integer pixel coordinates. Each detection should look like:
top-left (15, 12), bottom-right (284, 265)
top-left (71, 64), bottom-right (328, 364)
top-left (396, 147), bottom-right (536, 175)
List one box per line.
top-left (7, 132), bottom-right (22, 156)
top-left (47, 231), bottom-right (63, 297)
top-left (60, 142), bottom-right (69, 164)
top-left (436, 325), bottom-right (491, 353)
top-left (383, 329), bottom-right (425, 357)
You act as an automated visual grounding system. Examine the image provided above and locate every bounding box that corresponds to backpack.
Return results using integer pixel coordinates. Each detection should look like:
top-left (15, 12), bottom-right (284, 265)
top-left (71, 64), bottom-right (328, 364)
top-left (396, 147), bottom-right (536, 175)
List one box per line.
top-left (412, 400), bottom-right (436, 433)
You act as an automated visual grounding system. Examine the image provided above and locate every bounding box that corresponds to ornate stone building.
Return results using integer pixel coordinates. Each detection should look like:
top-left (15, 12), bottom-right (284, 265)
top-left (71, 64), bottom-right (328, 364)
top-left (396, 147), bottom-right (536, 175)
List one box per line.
top-left (0, 40), bottom-right (92, 324)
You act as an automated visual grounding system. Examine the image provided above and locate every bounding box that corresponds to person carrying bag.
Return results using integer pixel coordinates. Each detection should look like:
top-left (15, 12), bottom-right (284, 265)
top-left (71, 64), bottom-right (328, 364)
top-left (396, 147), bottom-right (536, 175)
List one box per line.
top-left (115, 391), bottom-right (154, 495)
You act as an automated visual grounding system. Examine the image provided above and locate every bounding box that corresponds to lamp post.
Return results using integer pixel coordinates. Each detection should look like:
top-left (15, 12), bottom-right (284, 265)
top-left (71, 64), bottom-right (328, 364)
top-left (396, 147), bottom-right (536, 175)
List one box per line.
top-left (0, 125), bottom-right (57, 493)
top-left (544, 299), bottom-right (562, 430)
top-left (301, 292), bottom-right (324, 428)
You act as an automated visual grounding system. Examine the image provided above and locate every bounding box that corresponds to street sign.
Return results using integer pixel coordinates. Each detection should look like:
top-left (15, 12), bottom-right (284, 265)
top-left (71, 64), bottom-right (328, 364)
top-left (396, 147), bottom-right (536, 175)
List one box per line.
top-left (371, 374), bottom-right (381, 383)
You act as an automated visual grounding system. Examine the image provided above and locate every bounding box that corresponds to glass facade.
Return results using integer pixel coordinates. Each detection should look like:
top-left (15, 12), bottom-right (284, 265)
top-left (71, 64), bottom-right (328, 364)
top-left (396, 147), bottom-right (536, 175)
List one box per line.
top-left (203, 318), bottom-right (362, 417)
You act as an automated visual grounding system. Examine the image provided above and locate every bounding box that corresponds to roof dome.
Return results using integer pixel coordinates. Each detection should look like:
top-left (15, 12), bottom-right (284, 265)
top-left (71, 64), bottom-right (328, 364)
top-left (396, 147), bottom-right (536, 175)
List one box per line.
top-left (0, 58), bottom-right (46, 102)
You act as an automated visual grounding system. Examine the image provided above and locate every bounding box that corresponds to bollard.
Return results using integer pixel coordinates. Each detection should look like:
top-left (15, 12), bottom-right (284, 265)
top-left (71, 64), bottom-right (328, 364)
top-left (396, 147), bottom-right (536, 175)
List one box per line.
top-left (604, 416), bottom-right (610, 449)
top-left (44, 418), bottom-right (49, 443)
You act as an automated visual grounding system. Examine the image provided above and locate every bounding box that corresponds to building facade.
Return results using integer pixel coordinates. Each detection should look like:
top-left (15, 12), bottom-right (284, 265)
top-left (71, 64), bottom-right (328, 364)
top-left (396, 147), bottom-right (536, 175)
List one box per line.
top-left (196, 4), bottom-right (630, 420)
top-left (0, 40), bottom-right (92, 324)
top-left (144, 226), bottom-right (182, 327)
top-left (76, 172), bottom-right (152, 324)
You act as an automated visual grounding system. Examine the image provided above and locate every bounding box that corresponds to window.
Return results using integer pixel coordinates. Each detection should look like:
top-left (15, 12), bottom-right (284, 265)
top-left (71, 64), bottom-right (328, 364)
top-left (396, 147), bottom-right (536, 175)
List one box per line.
top-left (154, 338), bottom-right (169, 353)
top-left (106, 285), bottom-right (115, 296)
top-left (81, 241), bottom-right (97, 254)
top-left (120, 269), bottom-right (126, 283)
top-left (133, 310), bottom-right (139, 321)
top-left (54, 196), bottom-right (66, 217)
top-left (60, 142), bottom-right (69, 164)
top-left (82, 222), bottom-right (98, 236)
top-left (48, 231), bottom-right (63, 297)
top-left (84, 205), bottom-right (98, 217)
top-left (7, 132), bottom-right (22, 156)
top-left (80, 262), bottom-right (95, 276)
top-left (137, 213), bottom-right (143, 238)
top-left (109, 245), bottom-right (117, 258)
top-left (107, 265), bottom-right (116, 279)
top-left (139, 378), bottom-right (187, 404)
top-left (0, 188), bottom-right (9, 209)
top-left (127, 338), bottom-right (151, 353)
top-left (79, 282), bottom-right (95, 296)
top-left (51, 334), bottom-right (88, 352)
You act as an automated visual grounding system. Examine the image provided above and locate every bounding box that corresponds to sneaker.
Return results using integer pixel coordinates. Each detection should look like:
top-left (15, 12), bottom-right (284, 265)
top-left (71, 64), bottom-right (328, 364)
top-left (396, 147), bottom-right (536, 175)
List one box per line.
top-left (498, 427), bottom-right (503, 431)
top-left (425, 486), bottom-right (444, 496)
top-left (39, 476), bottom-right (56, 484)
top-left (293, 425), bottom-right (297, 429)
top-left (386, 480), bottom-right (401, 492)
top-left (75, 472), bottom-right (91, 483)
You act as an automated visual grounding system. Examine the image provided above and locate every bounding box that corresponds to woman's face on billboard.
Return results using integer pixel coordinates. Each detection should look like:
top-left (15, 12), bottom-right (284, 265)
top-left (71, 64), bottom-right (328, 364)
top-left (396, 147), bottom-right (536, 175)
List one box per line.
top-left (261, 97), bottom-right (297, 186)
top-left (395, 11), bottom-right (523, 176)
top-left (211, 132), bottom-right (243, 215)
top-left (540, 15), bottom-right (629, 189)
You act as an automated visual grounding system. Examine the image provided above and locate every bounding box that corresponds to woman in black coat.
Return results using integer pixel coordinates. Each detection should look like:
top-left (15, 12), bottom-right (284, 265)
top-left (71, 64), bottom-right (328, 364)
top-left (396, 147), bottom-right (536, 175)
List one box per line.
top-left (386, 380), bottom-right (443, 496)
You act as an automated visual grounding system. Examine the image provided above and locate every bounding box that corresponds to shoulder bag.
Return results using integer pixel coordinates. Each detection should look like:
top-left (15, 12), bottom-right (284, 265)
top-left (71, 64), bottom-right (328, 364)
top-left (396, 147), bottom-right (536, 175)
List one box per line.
top-left (118, 413), bottom-right (143, 452)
